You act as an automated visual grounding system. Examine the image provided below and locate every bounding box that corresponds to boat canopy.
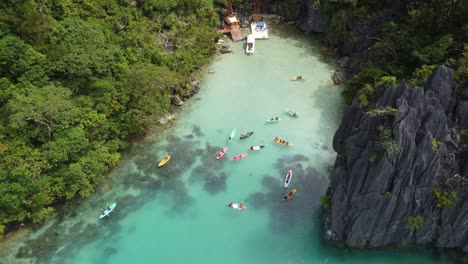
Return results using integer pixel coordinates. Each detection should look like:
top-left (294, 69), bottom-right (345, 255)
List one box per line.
top-left (227, 16), bottom-right (239, 24)
top-left (256, 22), bottom-right (265, 29)
top-left (247, 34), bottom-right (255, 43)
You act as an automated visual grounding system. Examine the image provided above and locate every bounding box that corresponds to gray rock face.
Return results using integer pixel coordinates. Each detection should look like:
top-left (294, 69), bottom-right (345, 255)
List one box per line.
top-left (324, 66), bottom-right (468, 252)
top-left (298, 1), bottom-right (327, 33)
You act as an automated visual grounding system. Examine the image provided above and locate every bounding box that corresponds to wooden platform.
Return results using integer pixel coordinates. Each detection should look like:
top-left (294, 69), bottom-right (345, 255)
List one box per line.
top-left (231, 29), bottom-right (243, 42)
top-left (250, 22), bottom-right (269, 39)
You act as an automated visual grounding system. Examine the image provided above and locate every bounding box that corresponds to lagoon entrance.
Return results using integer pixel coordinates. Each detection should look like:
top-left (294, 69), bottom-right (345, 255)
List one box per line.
top-left (2, 27), bottom-right (456, 264)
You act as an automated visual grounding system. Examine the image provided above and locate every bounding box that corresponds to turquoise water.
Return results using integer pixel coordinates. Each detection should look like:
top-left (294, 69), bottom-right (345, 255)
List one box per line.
top-left (3, 27), bottom-right (458, 264)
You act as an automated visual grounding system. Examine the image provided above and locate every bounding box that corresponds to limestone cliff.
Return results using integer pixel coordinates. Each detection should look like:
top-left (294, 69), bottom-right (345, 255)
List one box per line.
top-left (323, 66), bottom-right (468, 252)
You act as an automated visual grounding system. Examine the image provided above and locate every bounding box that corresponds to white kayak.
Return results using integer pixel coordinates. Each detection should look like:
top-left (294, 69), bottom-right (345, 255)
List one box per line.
top-left (99, 202), bottom-right (117, 219)
top-left (249, 145), bottom-right (265, 151)
top-left (228, 202), bottom-right (247, 210)
top-left (284, 170), bottom-right (293, 188)
top-left (228, 129), bottom-right (237, 143)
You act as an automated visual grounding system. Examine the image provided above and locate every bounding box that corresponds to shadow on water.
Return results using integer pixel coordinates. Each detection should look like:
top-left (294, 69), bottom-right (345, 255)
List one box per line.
top-left (13, 125), bottom-right (221, 263)
top-left (245, 155), bottom-right (328, 235)
top-left (270, 23), bottom-right (336, 65)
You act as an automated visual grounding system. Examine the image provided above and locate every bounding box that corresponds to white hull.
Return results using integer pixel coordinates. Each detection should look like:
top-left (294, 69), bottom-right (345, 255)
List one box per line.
top-left (246, 34), bottom-right (255, 55)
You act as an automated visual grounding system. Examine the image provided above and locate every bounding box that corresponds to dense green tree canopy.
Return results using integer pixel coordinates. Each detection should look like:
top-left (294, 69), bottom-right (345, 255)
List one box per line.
top-left (0, 0), bottom-right (220, 237)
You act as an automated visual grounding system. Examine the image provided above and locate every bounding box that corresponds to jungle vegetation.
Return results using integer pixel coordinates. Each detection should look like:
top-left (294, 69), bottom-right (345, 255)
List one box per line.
top-left (317, 0), bottom-right (468, 105)
top-left (0, 0), bottom-right (222, 238)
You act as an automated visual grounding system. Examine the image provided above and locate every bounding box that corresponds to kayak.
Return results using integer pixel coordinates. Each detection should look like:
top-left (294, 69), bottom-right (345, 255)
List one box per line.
top-left (284, 108), bottom-right (299, 117)
top-left (228, 202), bottom-right (247, 210)
top-left (216, 147), bottom-right (228, 160)
top-left (228, 129), bottom-right (237, 143)
top-left (231, 153), bottom-right (248, 160)
top-left (291, 76), bottom-right (304, 81)
top-left (99, 202), bottom-right (117, 219)
top-left (240, 131), bottom-right (254, 139)
top-left (158, 155), bottom-right (171, 167)
top-left (249, 145), bottom-right (265, 151)
top-left (273, 138), bottom-right (293, 147)
top-left (284, 170), bottom-right (293, 188)
top-left (283, 189), bottom-right (297, 201)
top-left (266, 118), bottom-right (280, 123)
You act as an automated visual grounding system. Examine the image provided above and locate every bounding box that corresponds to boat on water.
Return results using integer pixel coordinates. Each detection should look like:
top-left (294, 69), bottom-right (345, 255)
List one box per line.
top-left (266, 117), bottom-right (280, 123)
top-left (284, 108), bottom-right (299, 117)
top-left (158, 155), bottom-right (171, 167)
top-left (273, 137), bottom-right (293, 147)
top-left (228, 129), bottom-right (237, 143)
top-left (291, 75), bottom-right (305, 81)
top-left (249, 145), bottom-right (265, 151)
top-left (283, 189), bottom-right (297, 201)
top-left (246, 34), bottom-right (255, 55)
top-left (284, 170), bottom-right (293, 188)
top-left (240, 131), bottom-right (254, 139)
top-left (217, 147), bottom-right (228, 159)
top-left (228, 202), bottom-right (246, 210)
top-left (231, 153), bottom-right (248, 160)
top-left (99, 203), bottom-right (117, 219)
top-left (250, 21), bottom-right (269, 39)
top-left (221, 44), bottom-right (232, 53)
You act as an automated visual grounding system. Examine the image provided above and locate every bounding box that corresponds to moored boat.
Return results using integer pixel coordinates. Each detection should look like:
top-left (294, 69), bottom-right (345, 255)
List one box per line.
top-left (158, 155), bottom-right (171, 167)
top-left (99, 202), bottom-right (117, 219)
top-left (246, 34), bottom-right (255, 55)
top-left (249, 145), bottom-right (265, 151)
top-left (217, 147), bottom-right (228, 159)
top-left (228, 129), bottom-right (237, 143)
top-left (284, 170), bottom-right (293, 188)
top-left (266, 117), bottom-right (280, 123)
top-left (283, 189), bottom-right (297, 201)
top-left (291, 75), bottom-right (304, 81)
top-left (231, 153), bottom-right (248, 160)
top-left (284, 108), bottom-right (299, 117)
top-left (228, 202), bottom-right (247, 210)
top-left (273, 137), bottom-right (293, 147)
top-left (240, 131), bottom-right (254, 139)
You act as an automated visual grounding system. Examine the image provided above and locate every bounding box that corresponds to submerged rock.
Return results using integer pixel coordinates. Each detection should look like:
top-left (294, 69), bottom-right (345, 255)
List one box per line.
top-left (324, 66), bottom-right (468, 252)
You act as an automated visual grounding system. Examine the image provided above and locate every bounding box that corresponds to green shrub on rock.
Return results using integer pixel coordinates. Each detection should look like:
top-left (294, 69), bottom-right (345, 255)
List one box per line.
top-left (404, 215), bottom-right (424, 230)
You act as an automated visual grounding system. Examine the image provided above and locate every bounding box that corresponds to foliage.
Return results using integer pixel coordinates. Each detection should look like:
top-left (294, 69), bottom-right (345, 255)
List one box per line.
top-left (367, 106), bottom-right (399, 117)
top-left (432, 138), bottom-right (441, 152)
top-left (320, 195), bottom-right (332, 210)
top-left (385, 191), bottom-right (391, 198)
top-left (377, 125), bottom-right (400, 157)
top-left (0, 0), bottom-right (219, 233)
top-left (409, 64), bottom-right (436, 88)
top-left (321, 0), bottom-right (468, 103)
top-left (433, 189), bottom-right (458, 208)
top-left (404, 215), bottom-right (424, 230)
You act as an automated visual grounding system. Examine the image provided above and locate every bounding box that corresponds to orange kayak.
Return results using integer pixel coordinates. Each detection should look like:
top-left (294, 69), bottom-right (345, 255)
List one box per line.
top-left (273, 138), bottom-right (293, 147)
top-left (158, 155), bottom-right (171, 167)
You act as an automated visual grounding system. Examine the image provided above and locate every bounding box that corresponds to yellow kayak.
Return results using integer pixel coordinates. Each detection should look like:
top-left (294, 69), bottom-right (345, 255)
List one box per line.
top-left (158, 155), bottom-right (171, 167)
top-left (291, 76), bottom-right (304, 81)
top-left (284, 188), bottom-right (297, 200)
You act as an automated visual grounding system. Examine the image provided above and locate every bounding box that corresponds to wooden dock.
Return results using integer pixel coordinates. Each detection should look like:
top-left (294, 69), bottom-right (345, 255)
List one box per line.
top-left (250, 22), bottom-right (269, 39)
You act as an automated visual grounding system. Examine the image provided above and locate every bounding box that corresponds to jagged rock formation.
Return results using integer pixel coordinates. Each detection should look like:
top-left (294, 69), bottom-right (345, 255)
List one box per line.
top-left (323, 66), bottom-right (468, 252)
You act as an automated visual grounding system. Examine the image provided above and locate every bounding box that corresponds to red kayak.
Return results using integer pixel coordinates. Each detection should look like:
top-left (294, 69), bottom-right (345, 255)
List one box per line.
top-left (283, 189), bottom-right (297, 201)
top-left (217, 147), bottom-right (228, 160)
top-left (231, 154), bottom-right (247, 160)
